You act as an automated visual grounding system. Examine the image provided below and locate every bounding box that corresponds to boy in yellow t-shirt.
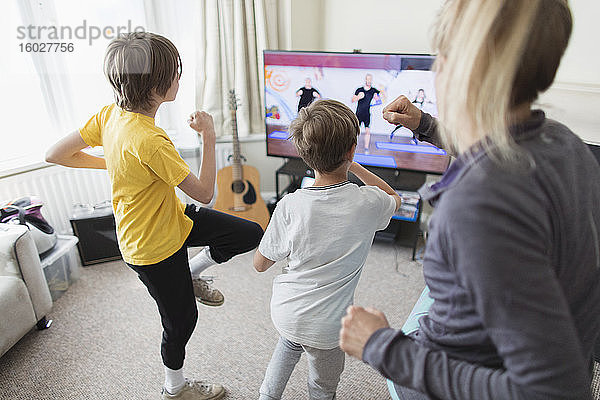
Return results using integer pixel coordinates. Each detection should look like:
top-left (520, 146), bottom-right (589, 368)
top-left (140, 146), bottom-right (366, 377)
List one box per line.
top-left (46, 32), bottom-right (263, 400)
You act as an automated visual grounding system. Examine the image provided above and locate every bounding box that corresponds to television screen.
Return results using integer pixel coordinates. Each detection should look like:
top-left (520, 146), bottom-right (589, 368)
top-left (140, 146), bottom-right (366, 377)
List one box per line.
top-left (264, 50), bottom-right (450, 174)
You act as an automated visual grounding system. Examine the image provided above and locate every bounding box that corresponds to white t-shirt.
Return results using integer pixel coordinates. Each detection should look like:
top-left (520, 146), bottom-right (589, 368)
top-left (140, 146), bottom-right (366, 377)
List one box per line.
top-left (258, 181), bottom-right (397, 349)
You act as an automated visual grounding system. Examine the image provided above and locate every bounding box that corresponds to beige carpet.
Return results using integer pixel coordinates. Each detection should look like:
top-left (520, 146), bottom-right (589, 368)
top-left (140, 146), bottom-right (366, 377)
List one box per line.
top-left (0, 241), bottom-right (425, 400)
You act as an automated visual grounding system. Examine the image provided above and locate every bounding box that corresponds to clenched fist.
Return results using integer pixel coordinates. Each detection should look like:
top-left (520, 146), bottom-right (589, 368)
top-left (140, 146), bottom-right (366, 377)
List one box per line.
top-left (188, 111), bottom-right (216, 142)
top-left (339, 305), bottom-right (390, 360)
top-left (382, 95), bottom-right (422, 131)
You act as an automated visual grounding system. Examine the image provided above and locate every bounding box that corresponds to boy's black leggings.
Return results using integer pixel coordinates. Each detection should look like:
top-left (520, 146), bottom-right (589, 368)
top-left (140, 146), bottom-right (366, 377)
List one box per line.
top-left (127, 204), bottom-right (263, 370)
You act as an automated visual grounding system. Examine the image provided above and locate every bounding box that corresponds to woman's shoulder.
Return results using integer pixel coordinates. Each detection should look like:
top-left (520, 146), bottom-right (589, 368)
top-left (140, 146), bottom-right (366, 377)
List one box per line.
top-left (439, 117), bottom-right (595, 225)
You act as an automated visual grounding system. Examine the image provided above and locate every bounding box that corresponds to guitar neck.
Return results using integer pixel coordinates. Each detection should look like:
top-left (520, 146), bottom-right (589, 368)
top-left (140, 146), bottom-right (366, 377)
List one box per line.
top-left (230, 109), bottom-right (243, 181)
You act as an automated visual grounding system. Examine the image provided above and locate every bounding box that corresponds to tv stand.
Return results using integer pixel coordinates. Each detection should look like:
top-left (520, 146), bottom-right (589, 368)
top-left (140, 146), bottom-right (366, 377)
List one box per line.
top-left (274, 159), bottom-right (427, 260)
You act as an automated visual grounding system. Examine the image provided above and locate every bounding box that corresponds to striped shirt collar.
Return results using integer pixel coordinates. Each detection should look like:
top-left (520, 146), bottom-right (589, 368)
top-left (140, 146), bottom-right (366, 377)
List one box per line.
top-left (304, 181), bottom-right (352, 191)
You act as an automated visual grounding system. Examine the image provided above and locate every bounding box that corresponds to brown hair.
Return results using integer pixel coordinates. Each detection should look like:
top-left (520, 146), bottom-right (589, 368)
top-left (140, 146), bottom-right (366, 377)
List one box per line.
top-left (433, 0), bottom-right (572, 158)
top-left (289, 99), bottom-right (359, 173)
top-left (511, 1), bottom-right (572, 106)
top-left (103, 32), bottom-right (181, 113)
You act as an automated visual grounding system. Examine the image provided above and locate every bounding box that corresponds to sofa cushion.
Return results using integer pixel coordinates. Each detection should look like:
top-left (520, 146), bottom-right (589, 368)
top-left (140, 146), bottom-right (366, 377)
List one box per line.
top-left (0, 223), bottom-right (52, 322)
top-left (0, 224), bottom-right (28, 278)
top-left (0, 277), bottom-right (36, 357)
top-left (13, 226), bottom-right (52, 319)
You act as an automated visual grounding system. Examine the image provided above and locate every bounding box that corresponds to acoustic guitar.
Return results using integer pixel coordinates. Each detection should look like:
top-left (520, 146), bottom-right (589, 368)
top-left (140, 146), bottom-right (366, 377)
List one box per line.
top-left (214, 90), bottom-right (270, 230)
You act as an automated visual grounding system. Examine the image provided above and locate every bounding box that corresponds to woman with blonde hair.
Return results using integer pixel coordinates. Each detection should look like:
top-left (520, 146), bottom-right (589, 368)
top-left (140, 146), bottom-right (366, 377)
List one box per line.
top-left (340, 1), bottom-right (600, 399)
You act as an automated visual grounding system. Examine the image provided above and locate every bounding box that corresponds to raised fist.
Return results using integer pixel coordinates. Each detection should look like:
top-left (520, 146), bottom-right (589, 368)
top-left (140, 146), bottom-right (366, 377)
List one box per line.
top-left (188, 111), bottom-right (215, 142)
top-left (382, 95), bottom-right (421, 131)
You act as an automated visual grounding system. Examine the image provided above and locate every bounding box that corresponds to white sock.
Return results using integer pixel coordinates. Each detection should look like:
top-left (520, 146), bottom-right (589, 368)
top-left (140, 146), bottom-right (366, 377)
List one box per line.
top-left (164, 365), bottom-right (186, 394)
top-left (189, 247), bottom-right (217, 278)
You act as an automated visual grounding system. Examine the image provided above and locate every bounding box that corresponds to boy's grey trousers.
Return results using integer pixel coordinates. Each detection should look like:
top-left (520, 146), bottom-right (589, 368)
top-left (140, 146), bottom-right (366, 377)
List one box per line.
top-left (259, 336), bottom-right (345, 400)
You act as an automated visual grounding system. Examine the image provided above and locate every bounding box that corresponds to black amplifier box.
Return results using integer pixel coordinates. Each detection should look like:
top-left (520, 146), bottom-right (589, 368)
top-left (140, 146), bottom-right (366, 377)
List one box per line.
top-left (70, 204), bottom-right (121, 266)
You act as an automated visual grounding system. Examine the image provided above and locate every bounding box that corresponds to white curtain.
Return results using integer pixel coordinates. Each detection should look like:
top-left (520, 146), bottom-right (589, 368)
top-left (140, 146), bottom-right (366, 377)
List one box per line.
top-left (143, 0), bottom-right (200, 147)
top-left (195, 0), bottom-right (285, 137)
top-left (16, 0), bottom-right (76, 135)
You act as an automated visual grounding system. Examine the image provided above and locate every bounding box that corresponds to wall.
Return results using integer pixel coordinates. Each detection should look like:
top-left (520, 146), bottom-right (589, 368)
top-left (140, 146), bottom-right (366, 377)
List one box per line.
top-left (556, 0), bottom-right (600, 85)
top-left (320, 0), bottom-right (442, 54)
top-left (285, 0), bottom-right (600, 143)
top-left (540, 0), bottom-right (600, 143)
top-left (289, 0), bottom-right (324, 51)
top-left (316, 0), bottom-right (600, 85)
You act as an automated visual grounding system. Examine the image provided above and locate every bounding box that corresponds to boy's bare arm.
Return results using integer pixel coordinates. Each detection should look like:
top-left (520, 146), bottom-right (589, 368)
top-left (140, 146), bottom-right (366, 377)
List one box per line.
top-left (45, 131), bottom-right (106, 169)
top-left (178, 111), bottom-right (216, 204)
top-left (253, 250), bottom-right (275, 272)
top-left (349, 162), bottom-right (402, 211)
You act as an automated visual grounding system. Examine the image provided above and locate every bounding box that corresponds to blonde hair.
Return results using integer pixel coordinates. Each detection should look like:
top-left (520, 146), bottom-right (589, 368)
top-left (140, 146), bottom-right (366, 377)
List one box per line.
top-left (104, 32), bottom-right (181, 113)
top-left (289, 100), bottom-right (359, 173)
top-left (433, 0), bottom-right (572, 159)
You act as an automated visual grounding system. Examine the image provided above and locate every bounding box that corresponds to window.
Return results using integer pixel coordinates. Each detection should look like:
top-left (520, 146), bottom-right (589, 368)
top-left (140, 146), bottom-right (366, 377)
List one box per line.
top-left (52, 0), bottom-right (147, 129)
top-left (1, 0), bottom-right (198, 173)
top-left (1, 1), bottom-right (55, 172)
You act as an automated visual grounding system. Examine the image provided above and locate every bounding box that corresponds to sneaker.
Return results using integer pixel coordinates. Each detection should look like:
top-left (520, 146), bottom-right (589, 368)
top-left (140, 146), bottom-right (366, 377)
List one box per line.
top-left (162, 379), bottom-right (225, 400)
top-left (192, 277), bottom-right (224, 307)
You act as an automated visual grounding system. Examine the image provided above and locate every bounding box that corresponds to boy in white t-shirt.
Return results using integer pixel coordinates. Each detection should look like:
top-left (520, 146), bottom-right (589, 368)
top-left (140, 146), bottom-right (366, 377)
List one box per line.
top-left (253, 99), bottom-right (402, 400)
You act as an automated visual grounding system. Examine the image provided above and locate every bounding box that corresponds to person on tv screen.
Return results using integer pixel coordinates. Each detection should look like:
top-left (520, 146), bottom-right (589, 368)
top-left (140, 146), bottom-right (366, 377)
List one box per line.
top-left (351, 74), bottom-right (383, 152)
top-left (339, 1), bottom-right (600, 399)
top-left (296, 78), bottom-right (321, 112)
top-left (412, 89), bottom-right (426, 108)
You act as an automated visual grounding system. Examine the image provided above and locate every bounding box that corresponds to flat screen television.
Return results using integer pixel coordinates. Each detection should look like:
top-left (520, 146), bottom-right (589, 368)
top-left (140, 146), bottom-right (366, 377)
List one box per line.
top-left (264, 50), bottom-right (450, 175)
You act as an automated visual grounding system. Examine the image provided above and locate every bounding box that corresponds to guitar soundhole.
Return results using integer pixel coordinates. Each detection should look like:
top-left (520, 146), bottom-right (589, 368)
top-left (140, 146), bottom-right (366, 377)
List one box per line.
top-left (231, 180), bottom-right (245, 194)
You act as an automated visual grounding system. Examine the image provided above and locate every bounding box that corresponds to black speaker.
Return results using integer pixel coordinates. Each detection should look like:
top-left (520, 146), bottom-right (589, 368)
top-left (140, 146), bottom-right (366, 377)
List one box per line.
top-left (70, 206), bottom-right (121, 266)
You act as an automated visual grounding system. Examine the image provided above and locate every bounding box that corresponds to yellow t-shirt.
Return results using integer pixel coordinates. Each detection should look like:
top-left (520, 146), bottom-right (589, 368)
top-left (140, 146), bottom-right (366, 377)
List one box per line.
top-left (80, 104), bottom-right (193, 265)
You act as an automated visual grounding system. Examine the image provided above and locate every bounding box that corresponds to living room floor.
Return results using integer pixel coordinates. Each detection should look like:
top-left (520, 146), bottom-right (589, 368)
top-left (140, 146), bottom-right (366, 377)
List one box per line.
top-left (0, 241), bottom-right (426, 399)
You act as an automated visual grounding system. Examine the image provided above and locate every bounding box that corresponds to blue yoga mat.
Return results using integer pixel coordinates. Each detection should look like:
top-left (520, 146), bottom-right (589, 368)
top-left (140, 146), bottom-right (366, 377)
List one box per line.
top-left (388, 287), bottom-right (434, 400)
top-left (375, 141), bottom-right (447, 155)
top-left (268, 131), bottom-right (290, 140)
top-left (392, 211), bottom-right (418, 222)
top-left (353, 153), bottom-right (397, 168)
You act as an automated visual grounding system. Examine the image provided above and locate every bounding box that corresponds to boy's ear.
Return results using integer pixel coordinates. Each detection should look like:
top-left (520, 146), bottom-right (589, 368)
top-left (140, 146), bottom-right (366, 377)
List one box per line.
top-left (345, 144), bottom-right (357, 161)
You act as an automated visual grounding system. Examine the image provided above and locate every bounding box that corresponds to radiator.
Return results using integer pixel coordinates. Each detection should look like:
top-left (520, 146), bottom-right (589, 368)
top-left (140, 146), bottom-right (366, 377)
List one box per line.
top-left (0, 144), bottom-right (234, 235)
top-left (0, 166), bottom-right (111, 234)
